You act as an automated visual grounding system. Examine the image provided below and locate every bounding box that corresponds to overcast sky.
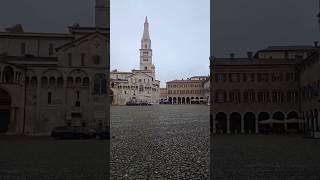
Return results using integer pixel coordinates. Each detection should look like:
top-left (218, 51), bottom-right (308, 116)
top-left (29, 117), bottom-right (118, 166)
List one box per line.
top-left (0, 0), bottom-right (319, 87)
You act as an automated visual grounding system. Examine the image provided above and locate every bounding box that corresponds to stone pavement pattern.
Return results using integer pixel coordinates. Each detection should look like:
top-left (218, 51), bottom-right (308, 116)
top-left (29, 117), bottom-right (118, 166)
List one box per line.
top-left (110, 105), bottom-right (210, 179)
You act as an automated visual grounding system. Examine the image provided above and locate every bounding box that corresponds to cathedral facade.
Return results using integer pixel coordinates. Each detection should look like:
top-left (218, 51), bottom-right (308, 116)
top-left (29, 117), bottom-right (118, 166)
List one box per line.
top-left (0, 0), bottom-right (110, 135)
top-left (110, 17), bottom-right (160, 105)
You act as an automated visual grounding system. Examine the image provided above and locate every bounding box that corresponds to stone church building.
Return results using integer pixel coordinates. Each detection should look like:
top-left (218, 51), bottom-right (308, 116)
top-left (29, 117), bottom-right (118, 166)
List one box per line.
top-left (110, 17), bottom-right (160, 105)
top-left (0, 0), bottom-right (110, 135)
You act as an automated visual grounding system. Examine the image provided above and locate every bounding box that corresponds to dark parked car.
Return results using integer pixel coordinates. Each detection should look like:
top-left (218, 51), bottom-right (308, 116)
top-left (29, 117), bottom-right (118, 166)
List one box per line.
top-left (51, 126), bottom-right (93, 139)
top-left (92, 126), bottom-right (110, 140)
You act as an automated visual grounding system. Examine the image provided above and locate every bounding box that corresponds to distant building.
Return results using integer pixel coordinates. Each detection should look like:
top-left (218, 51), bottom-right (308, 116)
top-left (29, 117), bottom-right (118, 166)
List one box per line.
top-left (0, 0), bottom-right (110, 135)
top-left (110, 17), bottom-right (160, 105)
top-left (166, 76), bottom-right (208, 104)
top-left (203, 78), bottom-right (210, 105)
top-left (210, 43), bottom-right (320, 134)
top-left (159, 88), bottom-right (168, 103)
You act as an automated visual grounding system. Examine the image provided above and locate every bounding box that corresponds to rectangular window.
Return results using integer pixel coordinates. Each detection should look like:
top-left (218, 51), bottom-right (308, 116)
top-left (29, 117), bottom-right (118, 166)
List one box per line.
top-left (229, 90), bottom-right (240, 103)
top-left (48, 92), bottom-right (52, 104)
top-left (21, 43), bottom-right (26, 55)
top-left (215, 90), bottom-right (226, 103)
top-left (68, 53), bottom-right (72, 66)
top-left (81, 53), bottom-right (85, 66)
top-left (243, 73), bottom-right (247, 82)
top-left (49, 43), bottom-right (54, 56)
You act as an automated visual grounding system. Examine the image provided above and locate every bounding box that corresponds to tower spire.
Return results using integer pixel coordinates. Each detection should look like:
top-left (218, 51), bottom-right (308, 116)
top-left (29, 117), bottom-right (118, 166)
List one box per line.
top-left (142, 16), bottom-right (150, 40)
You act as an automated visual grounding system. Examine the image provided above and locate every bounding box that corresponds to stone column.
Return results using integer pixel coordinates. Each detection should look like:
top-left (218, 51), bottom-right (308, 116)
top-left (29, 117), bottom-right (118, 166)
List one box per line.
top-left (10, 107), bottom-right (16, 133)
top-left (227, 118), bottom-right (230, 134)
top-left (284, 123), bottom-right (288, 132)
top-left (36, 75), bottom-right (41, 134)
top-left (255, 119), bottom-right (259, 133)
top-left (241, 118), bottom-right (245, 133)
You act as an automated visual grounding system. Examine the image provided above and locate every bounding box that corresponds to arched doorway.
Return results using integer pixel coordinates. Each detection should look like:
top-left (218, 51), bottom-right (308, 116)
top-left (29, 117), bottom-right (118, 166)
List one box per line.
top-left (230, 112), bottom-right (241, 134)
top-left (173, 97), bottom-right (177, 104)
top-left (258, 112), bottom-right (270, 133)
top-left (169, 97), bottom-right (172, 104)
top-left (182, 97), bottom-right (186, 104)
top-left (273, 112), bottom-right (285, 133)
top-left (186, 97), bottom-right (190, 104)
top-left (178, 97), bottom-right (181, 104)
top-left (0, 88), bottom-right (11, 133)
top-left (216, 112), bottom-right (227, 133)
top-left (287, 111), bottom-right (300, 132)
top-left (244, 112), bottom-right (256, 134)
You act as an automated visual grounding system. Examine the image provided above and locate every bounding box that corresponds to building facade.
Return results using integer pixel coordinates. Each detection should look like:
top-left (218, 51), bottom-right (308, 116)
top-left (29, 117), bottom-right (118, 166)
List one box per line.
top-left (0, 0), bottom-right (110, 135)
top-left (210, 44), bottom-right (320, 134)
top-left (110, 17), bottom-right (160, 105)
top-left (159, 88), bottom-right (168, 103)
top-left (166, 76), bottom-right (208, 104)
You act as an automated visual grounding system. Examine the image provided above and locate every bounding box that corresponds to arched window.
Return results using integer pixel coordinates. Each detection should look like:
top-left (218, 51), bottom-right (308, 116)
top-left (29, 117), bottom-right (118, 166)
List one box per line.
top-left (3, 66), bottom-right (14, 84)
top-left (83, 77), bottom-right (89, 87)
top-left (67, 77), bottom-right (73, 87)
top-left (75, 77), bottom-right (81, 86)
top-left (49, 77), bottom-right (56, 87)
top-left (30, 77), bottom-right (37, 87)
top-left (41, 77), bottom-right (48, 88)
top-left (57, 77), bottom-right (63, 88)
top-left (93, 74), bottom-right (107, 95)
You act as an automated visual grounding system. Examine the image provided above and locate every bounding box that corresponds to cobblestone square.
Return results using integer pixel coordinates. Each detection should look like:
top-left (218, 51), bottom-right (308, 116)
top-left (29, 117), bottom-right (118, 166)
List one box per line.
top-left (110, 105), bottom-right (210, 179)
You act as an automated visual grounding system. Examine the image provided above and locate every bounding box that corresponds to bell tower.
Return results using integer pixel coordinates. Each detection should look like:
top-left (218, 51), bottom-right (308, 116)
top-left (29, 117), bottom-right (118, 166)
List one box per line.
top-left (140, 16), bottom-right (155, 78)
top-left (95, 0), bottom-right (110, 28)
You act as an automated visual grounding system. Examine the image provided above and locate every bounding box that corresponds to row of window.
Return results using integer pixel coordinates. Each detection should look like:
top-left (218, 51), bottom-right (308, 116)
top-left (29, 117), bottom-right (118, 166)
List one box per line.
top-left (167, 83), bottom-right (202, 88)
top-left (214, 90), bottom-right (299, 104)
top-left (20, 43), bottom-right (54, 56)
top-left (168, 89), bottom-right (203, 95)
top-left (47, 91), bottom-right (81, 106)
top-left (67, 53), bottom-right (101, 66)
top-left (215, 72), bottom-right (298, 83)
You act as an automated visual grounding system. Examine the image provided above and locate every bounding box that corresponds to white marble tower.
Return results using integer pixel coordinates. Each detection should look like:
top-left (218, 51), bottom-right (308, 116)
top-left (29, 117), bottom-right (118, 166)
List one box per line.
top-left (95, 0), bottom-right (110, 28)
top-left (140, 17), bottom-right (155, 78)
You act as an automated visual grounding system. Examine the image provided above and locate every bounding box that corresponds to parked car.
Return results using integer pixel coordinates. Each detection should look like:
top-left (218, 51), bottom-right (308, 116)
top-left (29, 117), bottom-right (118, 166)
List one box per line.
top-left (92, 126), bottom-right (110, 140)
top-left (51, 126), bottom-right (93, 139)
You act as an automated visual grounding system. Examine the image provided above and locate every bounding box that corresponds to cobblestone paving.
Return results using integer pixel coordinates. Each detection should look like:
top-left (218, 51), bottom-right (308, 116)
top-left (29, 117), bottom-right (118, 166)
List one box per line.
top-left (110, 105), bottom-right (210, 179)
top-left (212, 134), bottom-right (320, 180)
top-left (0, 136), bottom-right (108, 180)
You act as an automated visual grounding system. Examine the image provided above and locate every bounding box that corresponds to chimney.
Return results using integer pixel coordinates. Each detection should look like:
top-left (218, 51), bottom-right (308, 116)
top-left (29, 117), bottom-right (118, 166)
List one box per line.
top-left (247, 51), bottom-right (253, 59)
top-left (230, 53), bottom-right (235, 59)
top-left (314, 41), bottom-right (319, 48)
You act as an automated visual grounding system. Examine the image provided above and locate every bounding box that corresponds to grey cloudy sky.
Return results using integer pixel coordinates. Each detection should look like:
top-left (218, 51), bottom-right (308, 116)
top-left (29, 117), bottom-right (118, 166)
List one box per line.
top-left (0, 0), bottom-right (319, 87)
top-left (111, 0), bottom-right (210, 87)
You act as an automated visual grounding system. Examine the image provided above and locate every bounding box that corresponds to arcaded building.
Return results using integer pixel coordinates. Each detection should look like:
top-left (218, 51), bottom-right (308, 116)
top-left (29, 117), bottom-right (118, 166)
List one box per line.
top-left (0, 0), bottom-right (110, 135)
top-left (210, 44), bottom-right (320, 134)
top-left (166, 76), bottom-right (208, 104)
top-left (110, 17), bottom-right (160, 105)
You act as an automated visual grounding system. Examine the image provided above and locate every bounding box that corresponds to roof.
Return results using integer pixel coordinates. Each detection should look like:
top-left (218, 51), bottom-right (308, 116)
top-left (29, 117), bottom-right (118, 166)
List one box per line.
top-left (259, 46), bottom-right (316, 52)
top-left (212, 57), bottom-right (302, 66)
top-left (0, 32), bottom-right (73, 39)
top-left (55, 31), bottom-right (107, 51)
